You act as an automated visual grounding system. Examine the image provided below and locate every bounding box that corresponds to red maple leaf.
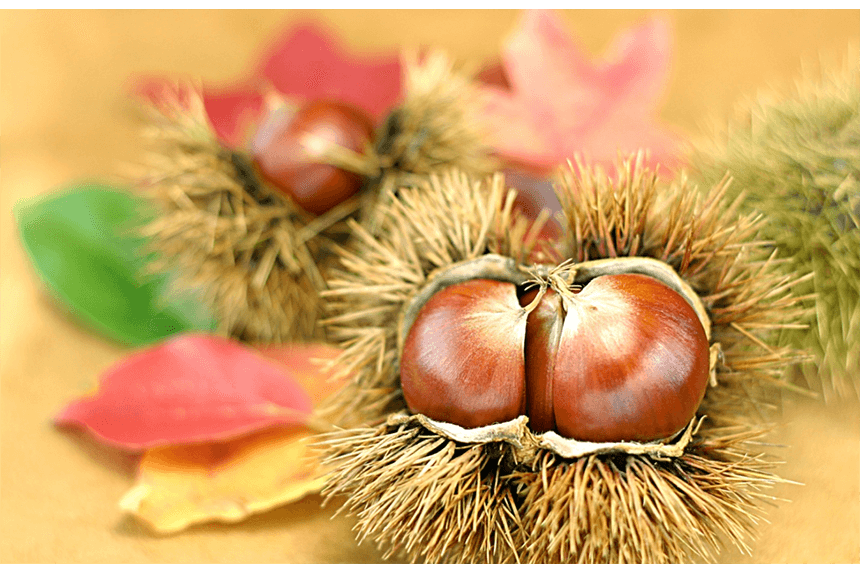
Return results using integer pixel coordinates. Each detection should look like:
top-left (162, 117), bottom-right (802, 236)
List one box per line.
top-left (135, 22), bottom-right (401, 149)
top-left (255, 24), bottom-right (401, 123)
top-left (478, 10), bottom-right (683, 176)
top-left (55, 335), bottom-right (314, 450)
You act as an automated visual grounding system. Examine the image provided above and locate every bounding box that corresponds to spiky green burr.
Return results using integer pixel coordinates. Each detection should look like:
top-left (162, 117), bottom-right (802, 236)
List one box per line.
top-left (692, 55), bottom-right (859, 401)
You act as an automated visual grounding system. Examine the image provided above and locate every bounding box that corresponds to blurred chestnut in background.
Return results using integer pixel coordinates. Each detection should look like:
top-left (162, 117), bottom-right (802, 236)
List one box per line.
top-left (252, 100), bottom-right (375, 215)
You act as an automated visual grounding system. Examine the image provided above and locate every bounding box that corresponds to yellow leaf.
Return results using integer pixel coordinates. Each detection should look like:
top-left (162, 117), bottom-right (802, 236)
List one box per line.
top-left (119, 426), bottom-right (325, 534)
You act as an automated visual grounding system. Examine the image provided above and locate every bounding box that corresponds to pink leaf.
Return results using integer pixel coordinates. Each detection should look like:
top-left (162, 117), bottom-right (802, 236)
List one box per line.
top-left (479, 10), bottom-right (683, 176)
top-left (55, 334), bottom-right (313, 450)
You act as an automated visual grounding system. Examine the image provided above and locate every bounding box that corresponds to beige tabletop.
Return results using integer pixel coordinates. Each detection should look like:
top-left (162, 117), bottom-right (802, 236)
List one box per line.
top-left (1, 9), bottom-right (859, 564)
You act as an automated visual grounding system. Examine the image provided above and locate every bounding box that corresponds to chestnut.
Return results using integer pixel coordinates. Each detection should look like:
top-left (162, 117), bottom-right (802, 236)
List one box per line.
top-left (551, 274), bottom-right (710, 442)
top-left (400, 279), bottom-right (527, 429)
top-left (399, 259), bottom-right (711, 443)
top-left (252, 100), bottom-right (375, 215)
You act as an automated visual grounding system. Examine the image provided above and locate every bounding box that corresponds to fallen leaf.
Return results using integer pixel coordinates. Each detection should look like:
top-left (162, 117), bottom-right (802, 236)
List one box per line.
top-left (119, 426), bottom-right (325, 534)
top-left (200, 87), bottom-right (266, 150)
top-left (479, 10), bottom-right (683, 175)
top-left (15, 184), bottom-right (216, 346)
top-left (257, 23), bottom-right (401, 123)
top-left (113, 343), bottom-right (347, 533)
top-left (55, 334), bottom-right (312, 450)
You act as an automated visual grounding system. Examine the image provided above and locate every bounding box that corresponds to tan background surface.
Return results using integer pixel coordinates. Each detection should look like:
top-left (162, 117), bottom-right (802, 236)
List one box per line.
top-left (1, 9), bottom-right (859, 564)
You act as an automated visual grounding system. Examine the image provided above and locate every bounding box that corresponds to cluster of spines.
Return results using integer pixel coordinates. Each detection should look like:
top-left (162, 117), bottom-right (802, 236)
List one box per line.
top-left (320, 156), bottom-right (807, 563)
top-left (137, 83), bottom-right (334, 342)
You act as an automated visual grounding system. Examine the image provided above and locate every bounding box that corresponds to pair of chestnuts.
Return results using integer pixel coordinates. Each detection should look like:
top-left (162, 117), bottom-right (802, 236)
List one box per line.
top-left (251, 100), bottom-right (376, 215)
top-left (398, 257), bottom-right (712, 443)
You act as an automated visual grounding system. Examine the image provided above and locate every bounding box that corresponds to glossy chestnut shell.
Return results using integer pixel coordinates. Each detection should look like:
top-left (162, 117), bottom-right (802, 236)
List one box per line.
top-left (252, 100), bottom-right (375, 215)
top-left (551, 274), bottom-right (710, 442)
top-left (400, 280), bottom-right (527, 429)
top-left (399, 264), bottom-right (711, 443)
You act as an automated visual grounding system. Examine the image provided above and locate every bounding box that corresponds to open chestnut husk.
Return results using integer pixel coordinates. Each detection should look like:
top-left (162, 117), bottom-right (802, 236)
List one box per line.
top-left (398, 256), bottom-right (713, 443)
top-left (321, 159), bottom-right (808, 564)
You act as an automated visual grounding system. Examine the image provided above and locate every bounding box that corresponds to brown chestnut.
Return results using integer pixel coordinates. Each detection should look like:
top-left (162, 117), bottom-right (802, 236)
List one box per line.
top-left (552, 274), bottom-right (710, 442)
top-left (400, 279), bottom-right (527, 429)
top-left (252, 100), bottom-right (375, 215)
top-left (399, 262), bottom-right (711, 443)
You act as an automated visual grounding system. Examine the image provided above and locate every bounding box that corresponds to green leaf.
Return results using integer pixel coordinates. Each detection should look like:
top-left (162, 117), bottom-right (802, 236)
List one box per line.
top-left (15, 183), bottom-right (217, 346)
